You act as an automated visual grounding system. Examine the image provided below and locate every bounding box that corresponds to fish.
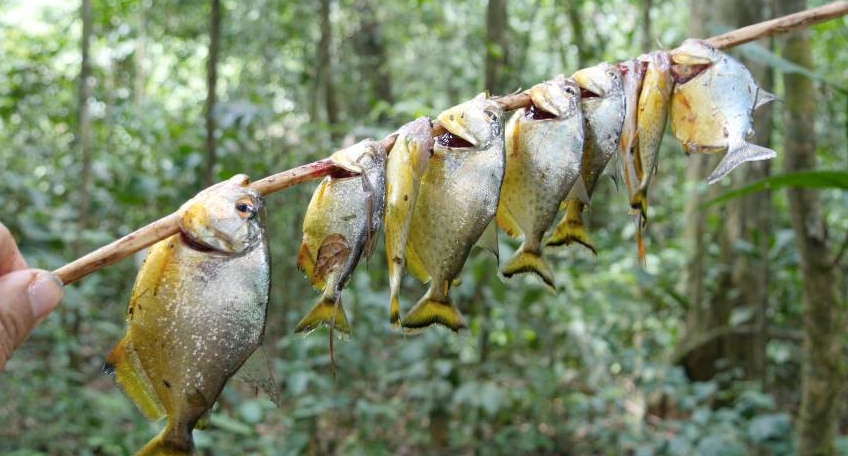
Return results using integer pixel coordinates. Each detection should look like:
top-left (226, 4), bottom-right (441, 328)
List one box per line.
top-left (630, 50), bottom-right (674, 262)
top-left (616, 58), bottom-right (647, 214)
top-left (547, 62), bottom-right (625, 252)
top-left (105, 174), bottom-right (274, 456)
top-left (295, 139), bottom-right (387, 336)
top-left (496, 75), bottom-right (584, 291)
top-left (402, 93), bottom-right (505, 331)
top-left (384, 117), bottom-right (434, 327)
top-left (670, 39), bottom-right (777, 184)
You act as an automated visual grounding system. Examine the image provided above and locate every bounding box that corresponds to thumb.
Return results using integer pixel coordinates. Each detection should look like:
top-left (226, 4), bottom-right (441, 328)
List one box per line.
top-left (0, 269), bottom-right (64, 374)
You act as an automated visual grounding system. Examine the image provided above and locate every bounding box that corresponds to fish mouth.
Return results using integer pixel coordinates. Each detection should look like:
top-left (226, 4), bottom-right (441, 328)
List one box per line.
top-left (579, 88), bottom-right (600, 99)
top-left (671, 63), bottom-right (710, 84)
top-left (526, 102), bottom-right (558, 120)
top-left (436, 131), bottom-right (475, 149)
top-left (180, 231), bottom-right (217, 253)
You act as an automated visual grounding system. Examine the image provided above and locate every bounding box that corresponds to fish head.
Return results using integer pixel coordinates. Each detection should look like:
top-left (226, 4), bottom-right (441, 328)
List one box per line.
top-left (436, 93), bottom-right (503, 150)
top-left (399, 117), bottom-right (434, 178)
top-left (671, 39), bottom-right (718, 66)
top-left (527, 74), bottom-right (581, 119)
top-left (330, 139), bottom-right (387, 174)
top-left (572, 62), bottom-right (622, 102)
top-left (179, 174), bottom-right (265, 254)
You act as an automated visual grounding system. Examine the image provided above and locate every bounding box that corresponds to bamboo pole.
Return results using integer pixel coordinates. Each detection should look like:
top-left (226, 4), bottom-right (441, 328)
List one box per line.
top-left (53, 1), bottom-right (848, 285)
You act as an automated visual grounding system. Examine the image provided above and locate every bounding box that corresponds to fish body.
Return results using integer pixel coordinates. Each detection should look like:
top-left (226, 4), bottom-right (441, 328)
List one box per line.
top-left (496, 75), bottom-right (584, 290)
top-left (106, 175), bottom-right (271, 456)
top-left (547, 62), bottom-right (625, 251)
top-left (296, 140), bottom-right (387, 336)
top-left (617, 58), bottom-right (647, 211)
top-left (384, 117), bottom-right (434, 327)
top-left (402, 93), bottom-right (505, 331)
top-left (670, 39), bottom-right (777, 183)
top-left (630, 50), bottom-right (674, 262)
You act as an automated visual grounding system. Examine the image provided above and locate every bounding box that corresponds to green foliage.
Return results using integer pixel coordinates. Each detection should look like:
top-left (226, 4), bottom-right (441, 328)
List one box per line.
top-left (1, 0), bottom-right (847, 455)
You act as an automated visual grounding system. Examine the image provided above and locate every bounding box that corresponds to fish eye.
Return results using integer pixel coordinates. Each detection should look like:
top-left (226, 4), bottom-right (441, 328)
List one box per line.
top-left (235, 199), bottom-right (255, 218)
top-left (565, 86), bottom-right (576, 95)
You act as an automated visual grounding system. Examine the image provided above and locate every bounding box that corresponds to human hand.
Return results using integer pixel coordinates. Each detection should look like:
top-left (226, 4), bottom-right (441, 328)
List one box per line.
top-left (0, 222), bottom-right (64, 376)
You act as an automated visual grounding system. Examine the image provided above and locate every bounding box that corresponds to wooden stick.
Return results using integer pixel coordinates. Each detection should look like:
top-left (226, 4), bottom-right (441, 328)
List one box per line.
top-left (53, 1), bottom-right (848, 285)
top-left (706, 1), bottom-right (848, 49)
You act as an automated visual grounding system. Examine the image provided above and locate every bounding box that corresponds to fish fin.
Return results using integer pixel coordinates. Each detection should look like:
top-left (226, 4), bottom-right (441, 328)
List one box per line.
top-left (401, 285), bottom-right (467, 332)
top-left (567, 178), bottom-right (591, 206)
top-left (404, 242), bottom-right (430, 283)
top-left (296, 240), bottom-right (324, 290)
top-left (105, 337), bottom-right (166, 421)
top-left (495, 204), bottom-right (523, 239)
top-left (755, 88), bottom-right (779, 110)
top-left (474, 220), bottom-right (499, 261)
top-left (234, 347), bottom-right (281, 407)
top-left (499, 244), bottom-right (555, 293)
top-left (545, 201), bottom-right (597, 255)
top-left (295, 295), bottom-right (351, 337)
top-left (135, 425), bottom-right (191, 456)
top-left (707, 142), bottom-right (777, 184)
top-left (389, 293), bottom-right (402, 329)
top-left (604, 154), bottom-right (622, 192)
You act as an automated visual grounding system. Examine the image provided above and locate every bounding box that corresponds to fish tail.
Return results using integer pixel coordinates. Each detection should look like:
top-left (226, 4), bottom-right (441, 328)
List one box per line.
top-left (105, 337), bottom-right (165, 421)
top-left (499, 243), bottom-right (556, 292)
top-left (295, 295), bottom-right (351, 337)
top-left (401, 284), bottom-right (467, 332)
top-left (545, 201), bottom-right (597, 255)
top-left (635, 213), bottom-right (647, 267)
top-left (389, 292), bottom-right (401, 329)
top-left (135, 423), bottom-right (191, 456)
top-left (707, 142), bottom-right (776, 184)
top-left (630, 188), bottom-right (649, 224)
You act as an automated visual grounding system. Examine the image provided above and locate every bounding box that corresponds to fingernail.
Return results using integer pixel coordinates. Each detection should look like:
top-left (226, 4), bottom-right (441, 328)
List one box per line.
top-left (27, 272), bottom-right (64, 320)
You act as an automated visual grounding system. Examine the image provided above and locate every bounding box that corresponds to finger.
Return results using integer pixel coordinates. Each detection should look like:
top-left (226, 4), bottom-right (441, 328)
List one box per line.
top-left (0, 223), bottom-right (28, 276)
top-left (0, 270), bottom-right (64, 375)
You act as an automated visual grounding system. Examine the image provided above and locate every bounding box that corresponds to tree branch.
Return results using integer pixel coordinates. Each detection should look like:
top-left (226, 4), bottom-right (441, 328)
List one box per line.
top-left (53, 1), bottom-right (848, 285)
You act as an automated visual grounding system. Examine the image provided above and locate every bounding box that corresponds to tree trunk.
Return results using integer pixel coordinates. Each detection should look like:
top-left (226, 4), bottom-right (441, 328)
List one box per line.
top-left (484, 0), bottom-right (509, 93)
top-left (565, 0), bottom-right (590, 68)
top-left (204, 0), bottom-right (221, 187)
top-left (680, 0), bottom-right (774, 383)
top-left (75, 0), bottom-right (93, 257)
top-left (353, 1), bottom-right (393, 119)
top-left (134, 0), bottom-right (147, 107)
top-left (780, 1), bottom-right (845, 453)
top-left (641, 0), bottom-right (652, 53)
top-left (317, 0), bottom-right (339, 139)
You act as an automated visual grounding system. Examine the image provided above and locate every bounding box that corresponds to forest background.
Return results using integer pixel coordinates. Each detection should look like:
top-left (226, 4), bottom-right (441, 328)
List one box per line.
top-left (1, 0), bottom-right (847, 455)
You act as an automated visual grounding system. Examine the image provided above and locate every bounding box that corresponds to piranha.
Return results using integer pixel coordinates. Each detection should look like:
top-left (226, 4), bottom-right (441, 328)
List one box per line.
top-left (296, 140), bottom-right (387, 336)
top-left (384, 117), bottom-right (434, 327)
top-left (496, 75), bottom-right (584, 291)
top-left (547, 62), bottom-right (625, 253)
top-left (670, 39), bottom-right (777, 184)
top-left (402, 93), bottom-right (505, 331)
top-left (616, 58), bottom-right (647, 221)
top-left (630, 51), bottom-right (674, 263)
top-left (105, 174), bottom-right (276, 456)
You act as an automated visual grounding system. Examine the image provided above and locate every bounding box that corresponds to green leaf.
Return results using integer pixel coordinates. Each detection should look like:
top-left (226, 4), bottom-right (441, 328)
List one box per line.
top-left (703, 170), bottom-right (848, 207)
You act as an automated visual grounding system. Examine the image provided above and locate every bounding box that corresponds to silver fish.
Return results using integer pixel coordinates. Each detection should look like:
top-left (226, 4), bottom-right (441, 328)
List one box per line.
top-left (402, 93), bottom-right (505, 331)
top-left (547, 62), bottom-right (625, 252)
top-left (295, 140), bottom-right (387, 336)
top-left (496, 75), bottom-right (584, 290)
top-left (670, 39), bottom-right (777, 183)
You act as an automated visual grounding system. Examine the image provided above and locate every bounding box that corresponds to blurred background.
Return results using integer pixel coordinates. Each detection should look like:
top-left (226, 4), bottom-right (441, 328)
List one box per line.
top-left (1, 0), bottom-right (847, 454)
